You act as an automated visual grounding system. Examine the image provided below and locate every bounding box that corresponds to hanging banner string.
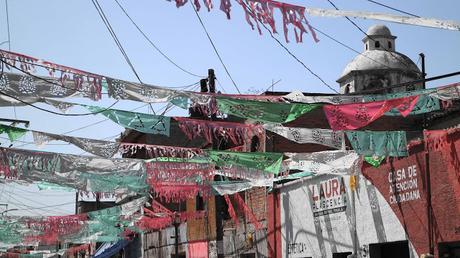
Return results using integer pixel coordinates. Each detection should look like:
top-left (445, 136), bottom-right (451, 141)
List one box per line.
top-left (305, 7), bottom-right (460, 31)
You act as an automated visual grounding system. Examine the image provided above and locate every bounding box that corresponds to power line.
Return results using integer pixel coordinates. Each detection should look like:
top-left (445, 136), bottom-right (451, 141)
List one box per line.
top-left (5, 198), bottom-right (74, 214)
top-left (1, 55), bottom-right (202, 90)
top-left (0, 89), bottom-right (120, 117)
top-left (1, 188), bottom-right (71, 214)
top-left (4, 0), bottom-right (11, 51)
top-left (91, 0), bottom-right (143, 83)
top-left (309, 25), bottom-right (400, 71)
top-left (190, 1), bottom-right (241, 94)
top-left (366, 0), bottom-right (420, 18)
top-left (240, 0), bottom-right (338, 93)
top-left (114, 0), bottom-right (205, 79)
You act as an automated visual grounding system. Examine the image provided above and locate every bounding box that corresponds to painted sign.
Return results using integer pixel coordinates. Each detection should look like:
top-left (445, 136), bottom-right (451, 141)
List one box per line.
top-left (309, 176), bottom-right (348, 217)
top-left (387, 165), bottom-right (421, 205)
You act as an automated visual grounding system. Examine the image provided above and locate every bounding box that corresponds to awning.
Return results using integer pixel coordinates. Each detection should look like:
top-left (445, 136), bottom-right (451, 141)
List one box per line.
top-left (93, 240), bottom-right (129, 258)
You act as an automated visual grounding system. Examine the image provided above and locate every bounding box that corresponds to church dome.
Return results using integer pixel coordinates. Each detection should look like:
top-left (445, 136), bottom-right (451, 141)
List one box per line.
top-left (366, 24), bottom-right (394, 37)
top-left (339, 50), bottom-right (421, 78)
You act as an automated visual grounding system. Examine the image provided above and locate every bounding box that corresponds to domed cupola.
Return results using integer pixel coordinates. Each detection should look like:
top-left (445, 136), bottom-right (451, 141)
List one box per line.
top-left (337, 25), bottom-right (422, 94)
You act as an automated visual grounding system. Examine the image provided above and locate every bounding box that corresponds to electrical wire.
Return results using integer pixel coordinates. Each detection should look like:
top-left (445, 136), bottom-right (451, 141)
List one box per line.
top-left (0, 136), bottom-right (69, 146)
top-left (326, 0), bottom-right (417, 71)
top-left (0, 89), bottom-right (121, 117)
top-left (91, 0), bottom-right (143, 83)
top-left (114, 0), bottom-right (205, 79)
top-left (1, 55), bottom-right (202, 91)
top-left (309, 25), bottom-right (401, 71)
top-left (4, 0), bottom-right (10, 51)
top-left (365, 0), bottom-right (420, 18)
top-left (1, 188), bottom-right (71, 215)
top-left (4, 199), bottom-right (74, 214)
top-left (240, 0), bottom-right (338, 93)
top-left (190, 1), bottom-right (241, 94)
top-left (6, 185), bottom-right (75, 197)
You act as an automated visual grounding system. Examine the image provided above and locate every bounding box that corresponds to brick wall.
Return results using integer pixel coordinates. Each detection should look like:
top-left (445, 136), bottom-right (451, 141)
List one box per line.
top-left (246, 187), bottom-right (267, 221)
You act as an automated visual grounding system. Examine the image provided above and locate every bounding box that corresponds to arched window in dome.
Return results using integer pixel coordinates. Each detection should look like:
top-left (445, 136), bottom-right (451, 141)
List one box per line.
top-left (344, 84), bottom-right (351, 94)
top-left (375, 41), bottom-right (380, 48)
top-left (388, 41), bottom-right (392, 49)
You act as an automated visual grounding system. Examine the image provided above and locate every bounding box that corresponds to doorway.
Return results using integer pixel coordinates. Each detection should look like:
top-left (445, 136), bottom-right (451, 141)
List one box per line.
top-left (369, 240), bottom-right (410, 258)
top-left (439, 241), bottom-right (460, 258)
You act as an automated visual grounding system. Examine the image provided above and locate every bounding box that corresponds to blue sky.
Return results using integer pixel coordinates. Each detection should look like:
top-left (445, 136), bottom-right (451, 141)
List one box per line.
top-left (0, 0), bottom-right (459, 215)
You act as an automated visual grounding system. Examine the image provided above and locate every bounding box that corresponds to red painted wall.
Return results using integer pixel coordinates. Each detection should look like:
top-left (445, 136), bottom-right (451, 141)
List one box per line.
top-left (267, 190), bottom-right (281, 258)
top-left (362, 129), bottom-right (460, 257)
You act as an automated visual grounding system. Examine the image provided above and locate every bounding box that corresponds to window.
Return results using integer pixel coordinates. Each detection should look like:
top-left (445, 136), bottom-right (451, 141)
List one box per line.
top-left (369, 240), bottom-right (410, 258)
top-left (250, 136), bottom-right (260, 152)
top-left (344, 84), bottom-right (351, 94)
top-left (388, 41), bottom-right (392, 49)
top-left (196, 194), bottom-right (204, 211)
top-left (375, 41), bottom-right (380, 48)
top-left (366, 44), bottom-right (368, 50)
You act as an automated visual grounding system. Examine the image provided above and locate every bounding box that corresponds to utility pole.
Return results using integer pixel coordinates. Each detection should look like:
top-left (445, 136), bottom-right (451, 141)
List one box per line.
top-left (424, 134), bottom-right (434, 256)
top-left (419, 53), bottom-right (426, 89)
top-left (172, 212), bottom-right (180, 258)
top-left (419, 53), bottom-right (433, 256)
top-left (208, 69), bottom-right (216, 93)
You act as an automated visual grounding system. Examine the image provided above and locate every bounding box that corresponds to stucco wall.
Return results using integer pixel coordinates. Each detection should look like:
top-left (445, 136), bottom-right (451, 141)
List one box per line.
top-left (280, 174), bottom-right (418, 258)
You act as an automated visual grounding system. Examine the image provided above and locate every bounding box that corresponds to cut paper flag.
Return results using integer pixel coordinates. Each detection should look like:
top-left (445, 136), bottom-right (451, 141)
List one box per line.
top-left (363, 90), bottom-right (440, 116)
top-left (175, 117), bottom-right (264, 146)
top-left (0, 124), bottom-right (27, 142)
top-left (274, 171), bottom-right (314, 181)
top-left (207, 150), bottom-right (283, 174)
top-left (263, 123), bottom-right (343, 149)
top-left (211, 180), bottom-right (273, 195)
top-left (106, 77), bottom-right (212, 106)
top-left (32, 131), bottom-right (120, 158)
top-left (119, 143), bottom-right (203, 159)
top-left (216, 96), bottom-right (319, 123)
top-left (0, 197), bottom-right (146, 246)
top-left (323, 96), bottom-right (419, 130)
top-left (283, 90), bottom-right (365, 104)
top-left (232, 193), bottom-right (263, 230)
top-left (430, 82), bottom-right (460, 101)
top-left (171, 0), bottom-right (319, 43)
top-left (285, 150), bottom-right (360, 175)
top-left (146, 161), bottom-right (215, 183)
top-left (36, 182), bottom-right (75, 192)
top-left (346, 131), bottom-right (408, 157)
top-left (0, 147), bottom-right (147, 194)
top-left (1, 50), bottom-right (103, 100)
top-left (149, 182), bottom-right (211, 203)
top-left (305, 8), bottom-right (460, 31)
top-left (216, 167), bottom-right (274, 185)
top-left (364, 156), bottom-right (386, 167)
top-left (85, 105), bottom-right (171, 136)
top-left (188, 241), bottom-right (209, 258)
top-left (224, 194), bottom-right (239, 227)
